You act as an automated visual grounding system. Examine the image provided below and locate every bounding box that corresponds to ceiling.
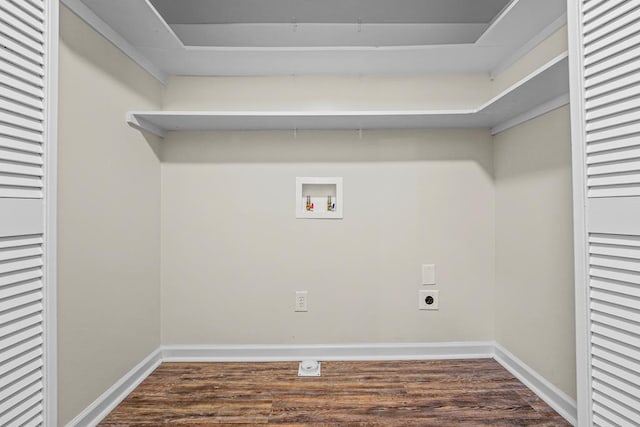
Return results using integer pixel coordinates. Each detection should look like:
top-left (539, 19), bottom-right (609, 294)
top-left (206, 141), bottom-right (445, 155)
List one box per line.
top-left (149, 0), bottom-right (511, 24)
top-left (67, 0), bottom-right (566, 79)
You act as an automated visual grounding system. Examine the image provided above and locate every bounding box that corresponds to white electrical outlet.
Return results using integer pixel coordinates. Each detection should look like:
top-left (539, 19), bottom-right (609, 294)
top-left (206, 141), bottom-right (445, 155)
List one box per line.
top-left (295, 291), bottom-right (308, 312)
top-left (422, 264), bottom-right (436, 285)
top-left (419, 290), bottom-right (439, 310)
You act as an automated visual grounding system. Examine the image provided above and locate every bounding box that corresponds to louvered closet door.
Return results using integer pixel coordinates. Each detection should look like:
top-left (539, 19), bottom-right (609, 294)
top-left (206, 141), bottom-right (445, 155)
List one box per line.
top-left (0, 0), bottom-right (55, 425)
top-left (571, 0), bottom-right (640, 425)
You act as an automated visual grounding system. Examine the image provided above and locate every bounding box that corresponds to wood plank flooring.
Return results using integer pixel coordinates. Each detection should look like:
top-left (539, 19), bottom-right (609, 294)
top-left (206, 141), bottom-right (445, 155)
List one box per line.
top-left (99, 359), bottom-right (570, 426)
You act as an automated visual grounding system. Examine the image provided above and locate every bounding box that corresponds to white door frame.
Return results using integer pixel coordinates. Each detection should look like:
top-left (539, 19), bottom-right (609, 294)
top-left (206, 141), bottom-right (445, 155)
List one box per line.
top-left (567, 0), bottom-right (591, 426)
top-left (44, 0), bottom-right (59, 424)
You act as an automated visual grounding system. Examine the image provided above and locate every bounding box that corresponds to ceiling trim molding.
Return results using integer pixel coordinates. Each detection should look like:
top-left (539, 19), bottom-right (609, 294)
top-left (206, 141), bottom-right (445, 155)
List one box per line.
top-left (490, 12), bottom-right (567, 79)
top-left (60, 0), bottom-right (168, 83)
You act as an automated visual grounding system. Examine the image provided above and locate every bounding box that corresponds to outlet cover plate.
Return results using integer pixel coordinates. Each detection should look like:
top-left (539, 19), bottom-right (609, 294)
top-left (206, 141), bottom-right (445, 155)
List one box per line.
top-left (422, 264), bottom-right (435, 285)
top-left (419, 290), bottom-right (439, 310)
top-left (295, 291), bottom-right (308, 312)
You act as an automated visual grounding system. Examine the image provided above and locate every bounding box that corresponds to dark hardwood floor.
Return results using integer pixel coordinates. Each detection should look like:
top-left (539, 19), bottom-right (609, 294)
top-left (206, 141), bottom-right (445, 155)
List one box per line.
top-left (99, 359), bottom-right (570, 426)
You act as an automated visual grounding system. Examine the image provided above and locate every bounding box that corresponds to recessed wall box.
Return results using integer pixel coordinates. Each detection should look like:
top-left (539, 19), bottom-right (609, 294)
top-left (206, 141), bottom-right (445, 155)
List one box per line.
top-left (296, 177), bottom-right (343, 219)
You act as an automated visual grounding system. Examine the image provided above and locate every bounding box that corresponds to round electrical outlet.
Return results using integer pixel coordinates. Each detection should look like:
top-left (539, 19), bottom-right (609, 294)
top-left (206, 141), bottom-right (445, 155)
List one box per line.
top-left (425, 296), bottom-right (434, 305)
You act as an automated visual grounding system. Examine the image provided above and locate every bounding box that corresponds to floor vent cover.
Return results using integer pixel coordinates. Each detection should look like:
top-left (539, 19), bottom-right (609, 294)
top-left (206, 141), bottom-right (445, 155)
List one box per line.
top-left (298, 360), bottom-right (321, 377)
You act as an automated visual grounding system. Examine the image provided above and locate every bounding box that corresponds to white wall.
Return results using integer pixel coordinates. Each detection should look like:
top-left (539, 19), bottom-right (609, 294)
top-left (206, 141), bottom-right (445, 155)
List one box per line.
top-left (493, 106), bottom-right (576, 399)
top-left (58, 6), bottom-right (162, 425)
top-left (160, 129), bottom-right (495, 344)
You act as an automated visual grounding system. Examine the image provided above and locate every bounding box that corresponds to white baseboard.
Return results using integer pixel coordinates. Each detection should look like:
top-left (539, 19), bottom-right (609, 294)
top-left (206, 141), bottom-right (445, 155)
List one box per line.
top-left (493, 343), bottom-right (577, 426)
top-left (160, 341), bottom-right (495, 362)
top-left (65, 348), bottom-right (162, 427)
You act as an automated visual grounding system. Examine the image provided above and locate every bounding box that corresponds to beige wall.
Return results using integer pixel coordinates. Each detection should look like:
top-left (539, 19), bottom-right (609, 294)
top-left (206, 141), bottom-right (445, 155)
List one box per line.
top-left (57, 10), bottom-right (576, 422)
top-left (493, 106), bottom-right (576, 399)
top-left (160, 129), bottom-right (495, 344)
top-left (491, 26), bottom-right (568, 95)
top-left (58, 7), bottom-right (163, 425)
top-left (162, 74), bottom-right (492, 111)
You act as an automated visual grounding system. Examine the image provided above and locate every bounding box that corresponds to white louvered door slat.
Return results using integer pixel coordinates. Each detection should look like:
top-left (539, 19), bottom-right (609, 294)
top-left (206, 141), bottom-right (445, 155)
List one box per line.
top-left (0, 391), bottom-right (43, 427)
top-left (0, 70), bottom-right (44, 99)
top-left (0, 0), bottom-right (52, 424)
top-left (587, 138), bottom-right (640, 155)
top-left (0, 322), bottom-right (43, 352)
top-left (584, 8), bottom-right (640, 52)
top-left (583, 0), bottom-right (637, 32)
top-left (584, 82), bottom-right (640, 111)
top-left (583, 33), bottom-right (640, 69)
top-left (572, 0), bottom-right (640, 425)
top-left (593, 381), bottom-right (640, 419)
top-left (583, 0), bottom-right (626, 21)
top-left (0, 32), bottom-right (44, 66)
top-left (0, 97), bottom-right (45, 122)
top-left (0, 236), bottom-right (45, 426)
top-left (0, 45), bottom-right (44, 77)
top-left (0, 137), bottom-right (43, 154)
top-left (0, 9), bottom-right (44, 44)
top-left (0, 18), bottom-right (44, 54)
top-left (14, 0), bottom-right (45, 22)
top-left (585, 96), bottom-right (640, 124)
top-left (0, 161), bottom-right (43, 177)
top-left (0, 111), bottom-right (43, 133)
top-left (0, 148), bottom-right (43, 165)
top-left (587, 147), bottom-right (640, 166)
top-left (0, 359), bottom-right (43, 396)
top-left (0, 174), bottom-right (43, 188)
top-left (0, 124), bottom-right (45, 144)
top-left (0, 1), bottom-right (43, 33)
top-left (0, 369), bottom-right (42, 402)
top-left (0, 58), bottom-right (43, 88)
top-left (24, 0), bottom-right (44, 13)
top-left (0, 85), bottom-right (44, 112)
top-left (592, 346), bottom-right (640, 380)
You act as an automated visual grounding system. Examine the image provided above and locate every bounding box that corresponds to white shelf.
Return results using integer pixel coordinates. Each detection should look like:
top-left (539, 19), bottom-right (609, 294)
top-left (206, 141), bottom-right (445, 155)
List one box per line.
top-left (127, 53), bottom-right (568, 138)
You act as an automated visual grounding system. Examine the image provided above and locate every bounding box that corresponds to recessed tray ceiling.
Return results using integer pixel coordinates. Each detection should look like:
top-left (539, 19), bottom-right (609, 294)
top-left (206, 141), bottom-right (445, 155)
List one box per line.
top-left (170, 23), bottom-right (491, 47)
top-left (70, 0), bottom-right (566, 77)
top-left (149, 0), bottom-right (511, 47)
top-left (149, 0), bottom-right (512, 24)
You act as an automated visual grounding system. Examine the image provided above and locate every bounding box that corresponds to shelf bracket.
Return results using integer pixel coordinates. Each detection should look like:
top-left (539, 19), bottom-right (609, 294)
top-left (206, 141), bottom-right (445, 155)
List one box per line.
top-left (126, 112), bottom-right (167, 139)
